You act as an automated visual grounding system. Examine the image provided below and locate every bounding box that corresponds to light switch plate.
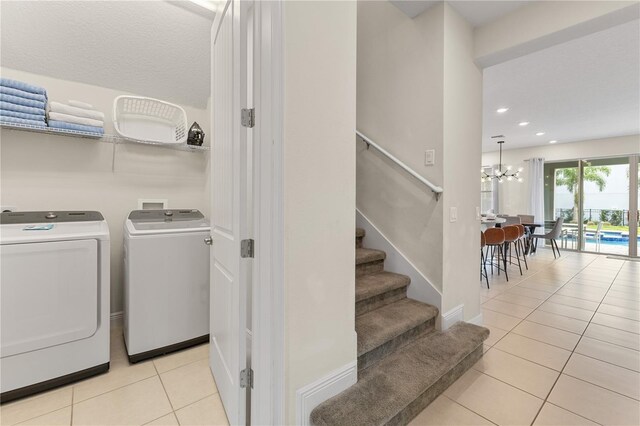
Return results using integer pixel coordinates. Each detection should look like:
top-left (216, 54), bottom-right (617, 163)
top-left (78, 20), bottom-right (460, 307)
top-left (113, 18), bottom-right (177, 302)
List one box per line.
top-left (425, 149), bottom-right (435, 166)
top-left (450, 207), bottom-right (458, 222)
top-left (476, 207), bottom-right (481, 220)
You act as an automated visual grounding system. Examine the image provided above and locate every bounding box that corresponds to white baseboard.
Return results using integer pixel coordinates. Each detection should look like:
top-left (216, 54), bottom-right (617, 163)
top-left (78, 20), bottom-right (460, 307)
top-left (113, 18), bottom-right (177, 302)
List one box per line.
top-left (356, 209), bottom-right (442, 310)
top-left (295, 360), bottom-right (357, 426)
top-left (441, 304), bottom-right (464, 330)
top-left (467, 312), bottom-right (483, 326)
top-left (110, 311), bottom-right (123, 328)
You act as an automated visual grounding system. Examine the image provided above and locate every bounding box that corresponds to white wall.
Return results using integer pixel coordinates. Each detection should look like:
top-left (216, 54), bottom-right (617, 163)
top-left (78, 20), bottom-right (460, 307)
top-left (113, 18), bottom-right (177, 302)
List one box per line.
top-left (441, 3), bottom-right (483, 320)
top-left (475, 1), bottom-right (639, 67)
top-left (482, 134), bottom-right (640, 215)
top-left (282, 1), bottom-right (357, 423)
top-left (0, 68), bottom-right (211, 314)
top-left (357, 0), bottom-right (445, 291)
top-left (356, 1), bottom-right (482, 322)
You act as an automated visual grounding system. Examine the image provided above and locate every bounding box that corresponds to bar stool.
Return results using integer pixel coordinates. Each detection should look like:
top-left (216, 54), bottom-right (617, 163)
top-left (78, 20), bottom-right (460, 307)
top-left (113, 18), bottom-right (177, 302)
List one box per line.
top-left (484, 227), bottom-right (508, 282)
top-left (515, 224), bottom-right (528, 270)
top-left (503, 225), bottom-right (523, 276)
top-left (480, 232), bottom-right (489, 288)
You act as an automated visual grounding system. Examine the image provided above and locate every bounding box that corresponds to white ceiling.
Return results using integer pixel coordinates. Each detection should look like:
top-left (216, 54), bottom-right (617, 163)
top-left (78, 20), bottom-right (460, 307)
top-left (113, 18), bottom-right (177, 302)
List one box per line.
top-left (0, 1), bottom-right (213, 109)
top-left (483, 19), bottom-right (640, 152)
top-left (390, 0), bottom-right (531, 27)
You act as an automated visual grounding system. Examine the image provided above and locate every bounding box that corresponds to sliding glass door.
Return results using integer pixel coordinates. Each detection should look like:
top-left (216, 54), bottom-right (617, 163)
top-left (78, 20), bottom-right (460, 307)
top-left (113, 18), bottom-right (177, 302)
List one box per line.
top-left (544, 155), bottom-right (640, 257)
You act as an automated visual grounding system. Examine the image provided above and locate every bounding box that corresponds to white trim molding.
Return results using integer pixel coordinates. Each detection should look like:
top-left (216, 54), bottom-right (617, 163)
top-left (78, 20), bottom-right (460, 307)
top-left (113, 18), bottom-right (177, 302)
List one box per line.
top-left (296, 361), bottom-right (357, 426)
top-left (468, 312), bottom-right (483, 326)
top-left (441, 304), bottom-right (464, 330)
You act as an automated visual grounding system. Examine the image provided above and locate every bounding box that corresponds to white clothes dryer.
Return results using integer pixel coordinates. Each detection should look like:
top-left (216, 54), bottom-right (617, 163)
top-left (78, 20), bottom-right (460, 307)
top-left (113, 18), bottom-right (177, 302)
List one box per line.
top-left (0, 211), bottom-right (110, 403)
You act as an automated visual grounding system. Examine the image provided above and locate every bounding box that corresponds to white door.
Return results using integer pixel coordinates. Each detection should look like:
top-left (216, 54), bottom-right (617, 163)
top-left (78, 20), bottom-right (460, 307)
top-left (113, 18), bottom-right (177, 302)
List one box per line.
top-left (209, 0), bottom-right (249, 424)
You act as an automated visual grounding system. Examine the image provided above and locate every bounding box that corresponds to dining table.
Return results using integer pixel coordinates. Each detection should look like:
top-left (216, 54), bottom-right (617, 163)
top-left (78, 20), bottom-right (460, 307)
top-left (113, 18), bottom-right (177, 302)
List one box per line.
top-left (480, 217), bottom-right (506, 231)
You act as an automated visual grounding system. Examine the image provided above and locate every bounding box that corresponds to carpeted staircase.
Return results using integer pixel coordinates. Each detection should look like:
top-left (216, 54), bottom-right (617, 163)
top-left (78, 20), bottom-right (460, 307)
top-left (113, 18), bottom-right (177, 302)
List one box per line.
top-left (310, 228), bottom-right (489, 426)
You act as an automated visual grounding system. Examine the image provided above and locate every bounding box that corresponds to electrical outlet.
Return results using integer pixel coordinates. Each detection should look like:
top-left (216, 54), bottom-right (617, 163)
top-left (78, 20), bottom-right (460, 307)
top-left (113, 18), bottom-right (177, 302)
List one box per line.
top-left (450, 207), bottom-right (458, 222)
top-left (425, 149), bottom-right (435, 166)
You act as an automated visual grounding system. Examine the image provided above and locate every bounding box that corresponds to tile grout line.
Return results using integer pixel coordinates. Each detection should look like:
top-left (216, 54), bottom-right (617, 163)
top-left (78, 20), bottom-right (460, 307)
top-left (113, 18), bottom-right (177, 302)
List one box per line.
top-left (442, 395), bottom-right (500, 426)
top-left (528, 258), bottom-right (627, 425)
top-left (70, 387), bottom-right (74, 426)
top-left (70, 347), bottom-right (209, 408)
top-left (152, 360), bottom-right (178, 418)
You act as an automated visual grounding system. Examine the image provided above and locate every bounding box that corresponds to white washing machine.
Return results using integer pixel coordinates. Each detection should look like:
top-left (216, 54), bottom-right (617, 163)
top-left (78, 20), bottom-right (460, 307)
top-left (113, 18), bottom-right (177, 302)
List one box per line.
top-left (0, 211), bottom-right (110, 403)
top-left (124, 209), bottom-right (210, 362)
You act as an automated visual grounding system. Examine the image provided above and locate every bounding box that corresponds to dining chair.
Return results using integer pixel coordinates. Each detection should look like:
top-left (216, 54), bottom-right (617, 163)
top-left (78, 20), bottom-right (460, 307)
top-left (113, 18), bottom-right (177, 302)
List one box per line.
top-left (503, 225), bottom-right (523, 276)
top-left (517, 214), bottom-right (535, 224)
top-left (515, 224), bottom-right (528, 270)
top-left (531, 217), bottom-right (564, 258)
top-left (484, 228), bottom-right (508, 281)
top-left (480, 231), bottom-right (489, 288)
top-left (497, 215), bottom-right (522, 226)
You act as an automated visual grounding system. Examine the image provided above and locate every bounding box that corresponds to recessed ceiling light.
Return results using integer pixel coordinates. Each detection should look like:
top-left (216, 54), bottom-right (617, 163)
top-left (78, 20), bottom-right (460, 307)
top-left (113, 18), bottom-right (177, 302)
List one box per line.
top-left (519, 121), bottom-right (530, 126)
top-left (549, 140), bottom-right (557, 144)
top-left (496, 108), bottom-right (509, 113)
top-left (536, 132), bottom-right (545, 136)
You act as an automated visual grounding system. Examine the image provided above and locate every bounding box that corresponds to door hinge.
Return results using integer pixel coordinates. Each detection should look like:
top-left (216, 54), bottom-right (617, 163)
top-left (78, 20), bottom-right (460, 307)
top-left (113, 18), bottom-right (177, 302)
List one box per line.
top-left (241, 239), bottom-right (254, 258)
top-left (240, 368), bottom-right (253, 388)
top-left (241, 108), bottom-right (255, 128)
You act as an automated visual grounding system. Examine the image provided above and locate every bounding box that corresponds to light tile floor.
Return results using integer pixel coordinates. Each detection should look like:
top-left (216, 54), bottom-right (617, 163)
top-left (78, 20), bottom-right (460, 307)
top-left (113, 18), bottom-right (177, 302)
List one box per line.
top-left (412, 248), bottom-right (640, 426)
top-left (1, 324), bottom-right (228, 426)
top-left (2, 249), bottom-right (638, 426)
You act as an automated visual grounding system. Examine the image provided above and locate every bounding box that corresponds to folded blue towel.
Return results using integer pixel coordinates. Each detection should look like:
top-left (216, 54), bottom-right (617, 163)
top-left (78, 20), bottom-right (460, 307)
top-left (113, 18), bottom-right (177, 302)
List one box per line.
top-left (0, 109), bottom-right (46, 122)
top-left (48, 120), bottom-right (104, 135)
top-left (0, 94), bottom-right (46, 109)
top-left (0, 86), bottom-right (47, 103)
top-left (0, 78), bottom-right (46, 96)
top-left (0, 116), bottom-right (46, 128)
top-left (0, 101), bottom-right (45, 116)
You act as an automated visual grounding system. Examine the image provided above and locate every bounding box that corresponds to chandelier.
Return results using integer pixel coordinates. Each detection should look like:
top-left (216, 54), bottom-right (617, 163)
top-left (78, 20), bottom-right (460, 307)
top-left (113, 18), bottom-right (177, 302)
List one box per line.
top-left (482, 136), bottom-right (523, 183)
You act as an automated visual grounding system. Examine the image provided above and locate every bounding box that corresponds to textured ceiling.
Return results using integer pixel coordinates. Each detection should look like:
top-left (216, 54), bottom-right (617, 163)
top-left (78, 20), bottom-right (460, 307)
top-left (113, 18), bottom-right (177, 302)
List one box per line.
top-left (390, 0), bottom-right (531, 26)
top-left (483, 19), bottom-right (640, 152)
top-left (0, 1), bottom-right (212, 109)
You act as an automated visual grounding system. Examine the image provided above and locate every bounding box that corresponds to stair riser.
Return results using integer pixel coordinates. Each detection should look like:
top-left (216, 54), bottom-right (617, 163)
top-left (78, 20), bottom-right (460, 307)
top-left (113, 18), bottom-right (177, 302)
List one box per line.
top-left (386, 344), bottom-right (484, 426)
top-left (358, 319), bottom-right (435, 373)
top-left (356, 287), bottom-right (407, 317)
top-left (356, 236), bottom-right (364, 248)
top-left (356, 260), bottom-right (384, 277)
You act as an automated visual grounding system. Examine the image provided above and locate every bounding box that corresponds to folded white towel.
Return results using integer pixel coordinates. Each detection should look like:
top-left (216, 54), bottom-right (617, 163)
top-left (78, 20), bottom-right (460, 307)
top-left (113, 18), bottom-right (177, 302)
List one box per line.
top-left (68, 100), bottom-right (94, 110)
top-left (48, 111), bottom-right (104, 128)
top-left (48, 101), bottom-right (104, 121)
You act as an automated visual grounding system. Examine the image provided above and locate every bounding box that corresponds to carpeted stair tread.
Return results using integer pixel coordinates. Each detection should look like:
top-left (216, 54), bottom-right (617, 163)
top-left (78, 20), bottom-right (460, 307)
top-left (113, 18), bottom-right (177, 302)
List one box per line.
top-left (356, 272), bottom-right (410, 304)
top-left (356, 298), bottom-right (438, 357)
top-left (310, 322), bottom-right (490, 426)
top-left (356, 248), bottom-right (386, 265)
top-left (356, 228), bottom-right (365, 238)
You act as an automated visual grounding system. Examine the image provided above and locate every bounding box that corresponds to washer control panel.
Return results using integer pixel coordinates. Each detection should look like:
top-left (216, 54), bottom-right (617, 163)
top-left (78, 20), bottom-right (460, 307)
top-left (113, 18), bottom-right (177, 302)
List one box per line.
top-left (0, 211), bottom-right (105, 224)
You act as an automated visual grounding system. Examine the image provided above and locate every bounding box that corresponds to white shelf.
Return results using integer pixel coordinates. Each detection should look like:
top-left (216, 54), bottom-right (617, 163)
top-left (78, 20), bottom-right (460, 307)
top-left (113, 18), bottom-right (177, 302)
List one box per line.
top-left (0, 121), bottom-right (210, 153)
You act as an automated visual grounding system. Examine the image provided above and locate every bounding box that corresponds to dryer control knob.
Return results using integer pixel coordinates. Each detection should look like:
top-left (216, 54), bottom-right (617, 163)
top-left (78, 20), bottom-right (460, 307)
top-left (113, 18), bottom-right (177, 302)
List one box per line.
top-left (45, 212), bottom-right (57, 219)
top-left (164, 211), bottom-right (174, 217)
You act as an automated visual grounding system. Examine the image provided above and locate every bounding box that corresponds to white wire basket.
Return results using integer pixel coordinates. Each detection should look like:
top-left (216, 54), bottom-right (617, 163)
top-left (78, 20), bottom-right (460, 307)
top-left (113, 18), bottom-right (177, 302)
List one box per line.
top-left (112, 96), bottom-right (188, 145)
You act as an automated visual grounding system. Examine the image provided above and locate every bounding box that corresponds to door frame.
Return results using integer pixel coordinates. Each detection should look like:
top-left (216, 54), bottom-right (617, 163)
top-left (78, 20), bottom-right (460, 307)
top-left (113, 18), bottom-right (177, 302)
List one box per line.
top-left (249, 1), bottom-right (285, 424)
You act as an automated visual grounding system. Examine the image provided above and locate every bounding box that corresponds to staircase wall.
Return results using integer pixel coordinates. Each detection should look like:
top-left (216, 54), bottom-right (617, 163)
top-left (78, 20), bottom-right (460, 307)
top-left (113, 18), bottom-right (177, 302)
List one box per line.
top-left (357, 0), bottom-right (446, 292)
top-left (357, 1), bottom-right (483, 324)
